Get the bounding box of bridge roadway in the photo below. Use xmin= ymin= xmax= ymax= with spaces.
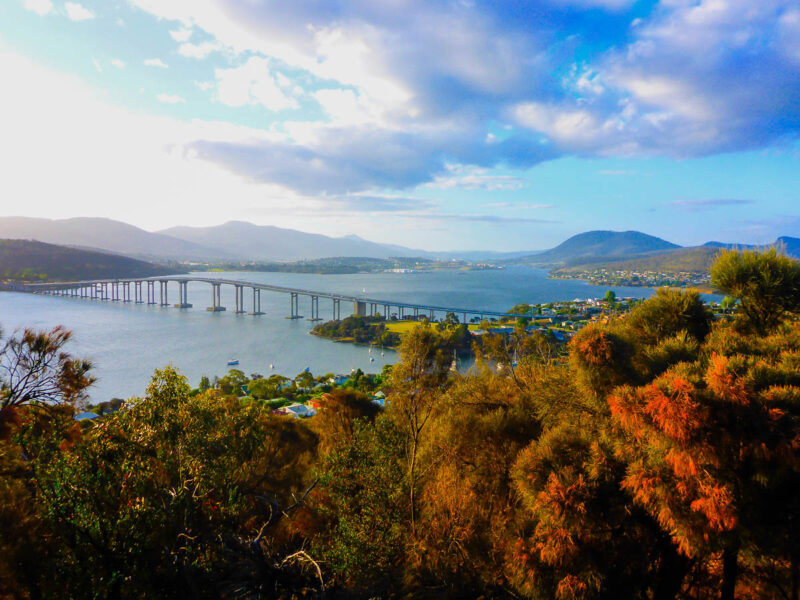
xmin=17 ymin=275 xmax=542 ymax=323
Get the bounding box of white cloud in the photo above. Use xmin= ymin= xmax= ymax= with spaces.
xmin=169 ymin=27 xmax=193 ymax=42
xmin=64 ymin=2 xmax=94 ymax=21
xmin=111 ymin=59 xmax=126 ymax=69
xmin=214 ymin=57 xmax=298 ymax=111
xmin=178 ymin=41 xmax=222 ymax=59
xmin=0 ymin=49 xmax=312 ymax=232
xmin=23 ymin=0 xmax=53 ymax=16
xmin=144 ymin=58 xmax=169 ymax=68
xmin=427 ymin=165 xmax=527 ymax=191
xmin=157 ymin=93 xmax=186 ymax=104
xmin=91 ymin=58 xmax=102 ymax=73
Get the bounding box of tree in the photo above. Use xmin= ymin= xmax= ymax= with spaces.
xmin=198 ymin=375 xmax=211 ymax=392
xmin=312 ymin=388 xmax=381 ymax=454
xmin=711 ymin=247 xmax=800 ymax=333
xmin=720 ymin=295 xmax=737 ymax=312
xmin=19 ymin=366 xmax=320 ymax=599
xmin=603 ymin=289 xmax=617 ymax=304
xmin=216 ymin=368 xmax=248 ymax=395
xmin=294 ymin=370 xmax=315 ymax=391
xmin=387 ymin=322 xmax=451 ymax=534
xmin=1 ymin=326 xmax=93 ymax=418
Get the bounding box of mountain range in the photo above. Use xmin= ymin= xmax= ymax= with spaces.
xmin=0 ymin=216 xmax=798 ymax=267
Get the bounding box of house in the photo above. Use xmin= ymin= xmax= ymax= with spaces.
xmin=328 ymin=375 xmax=348 ymax=386
xmin=277 ymin=403 xmax=317 ymax=418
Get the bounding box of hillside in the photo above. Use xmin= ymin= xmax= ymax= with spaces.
xmin=513 ymin=230 xmax=680 ymax=266
xmin=159 ymin=221 xmax=417 ymax=261
xmin=557 ymin=246 xmax=722 ymax=274
xmin=0 ymin=217 xmax=226 ymax=261
xmin=0 ymin=239 xmax=183 ymax=282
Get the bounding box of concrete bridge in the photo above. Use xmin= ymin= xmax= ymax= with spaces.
xmin=13 ymin=276 xmax=542 ymax=324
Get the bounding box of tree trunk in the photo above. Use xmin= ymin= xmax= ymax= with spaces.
xmin=721 ymin=540 xmax=740 ymax=600
xmin=408 ymin=435 xmax=418 ymax=536
xmin=653 ymin=541 xmax=690 ymax=600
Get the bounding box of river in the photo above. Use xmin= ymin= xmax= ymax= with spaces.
xmin=0 ymin=267 xmax=664 ymax=401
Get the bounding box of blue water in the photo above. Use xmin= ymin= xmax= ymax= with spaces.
xmin=0 ymin=268 xmax=660 ymax=401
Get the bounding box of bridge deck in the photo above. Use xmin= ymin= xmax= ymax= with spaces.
xmin=20 ymin=275 xmax=545 ymax=320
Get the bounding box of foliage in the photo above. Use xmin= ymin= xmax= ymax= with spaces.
xmin=5 ymin=366 xmax=319 ymax=599
xmin=711 ymin=247 xmax=800 ymax=332
xmin=0 ymin=325 xmax=94 ymax=415
xmin=312 ymin=315 xmax=400 ymax=347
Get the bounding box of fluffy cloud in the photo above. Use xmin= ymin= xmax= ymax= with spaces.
xmin=214 ymin=57 xmax=298 ymax=111
xmin=144 ymin=58 xmax=168 ymax=68
xmin=178 ymin=41 xmax=223 ymax=59
xmin=64 ymin=2 xmax=94 ymax=21
xmin=111 ymin=59 xmax=125 ymax=69
xmin=23 ymin=0 xmax=53 ymax=16
xmin=117 ymin=0 xmax=800 ymax=196
xmin=157 ymin=93 xmax=186 ymax=104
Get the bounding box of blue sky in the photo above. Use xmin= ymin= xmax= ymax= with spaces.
xmin=1 ymin=0 xmax=799 ymax=251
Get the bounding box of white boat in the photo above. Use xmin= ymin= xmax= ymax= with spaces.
xmin=269 ymin=363 xmax=274 ymax=370
xmin=370 ymin=357 xmax=375 ymax=362
xmin=227 ymin=359 xmax=239 ymax=366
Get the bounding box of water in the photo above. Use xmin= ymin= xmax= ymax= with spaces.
xmin=0 ymin=268 xmax=662 ymax=401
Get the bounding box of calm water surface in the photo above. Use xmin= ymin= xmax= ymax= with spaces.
xmin=0 ymin=268 xmax=661 ymax=401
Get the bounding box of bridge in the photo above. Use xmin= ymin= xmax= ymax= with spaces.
xmin=12 ymin=276 xmax=542 ymax=323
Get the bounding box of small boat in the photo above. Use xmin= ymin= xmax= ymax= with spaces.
xmin=227 ymin=359 xmax=240 ymax=366
xmin=368 ymin=347 xmax=372 ymax=354
xmin=381 ymin=351 xmax=385 ymax=357
xmin=303 ymin=366 xmax=310 ymax=373
xmin=269 ymin=363 xmax=274 ymax=370
xmin=370 ymin=357 xmax=375 ymax=362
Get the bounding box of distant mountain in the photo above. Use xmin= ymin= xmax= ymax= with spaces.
xmin=0 ymin=217 xmax=220 ymax=261
xmin=777 ymin=236 xmax=800 ymax=257
xmin=0 ymin=239 xmax=182 ymax=282
xmin=555 ymin=236 xmax=800 ymax=275
xmin=158 ymin=221 xmax=418 ymax=261
xmin=514 ymin=230 xmax=681 ymax=266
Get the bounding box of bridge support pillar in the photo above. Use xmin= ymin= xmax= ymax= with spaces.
xmin=233 ymin=285 xmax=245 ymax=314
xmin=307 ymin=295 xmax=322 ymax=321
xmin=430 ymin=309 xmax=434 ymax=321
xmin=288 ymin=292 xmax=302 ymax=319
xmin=353 ymin=300 xmax=367 ymax=317
xmin=122 ymin=282 xmax=131 ymax=302
xmin=332 ymin=298 xmax=341 ymax=321
xmin=248 ymin=288 xmax=264 ymax=315
xmin=206 ymin=283 xmax=226 ymax=312
xmin=158 ymin=281 xmax=169 ymax=306
xmin=174 ymin=281 xmax=192 ymax=308
xmin=135 ymin=281 xmax=143 ymax=303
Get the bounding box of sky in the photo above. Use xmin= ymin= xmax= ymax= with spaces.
xmin=1 ymin=0 xmax=799 ymax=251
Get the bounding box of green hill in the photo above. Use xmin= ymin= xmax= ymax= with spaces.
xmin=514 ymin=230 xmax=680 ymax=266
xmin=557 ymin=246 xmax=721 ymax=274
xmin=0 ymin=239 xmax=184 ymax=282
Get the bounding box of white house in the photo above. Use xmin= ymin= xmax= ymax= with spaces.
xmin=277 ymin=403 xmax=317 ymax=418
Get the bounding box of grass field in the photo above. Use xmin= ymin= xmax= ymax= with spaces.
xmin=384 ymin=321 xmax=423 ymax=334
